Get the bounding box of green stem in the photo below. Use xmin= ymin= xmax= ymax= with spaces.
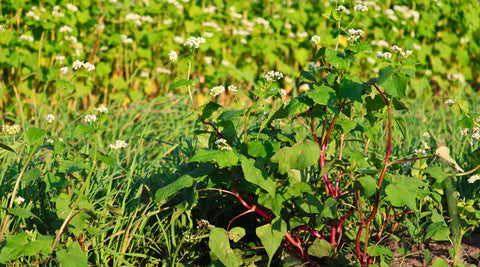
xmin=445 ymin=174 xmax=461 ymax=267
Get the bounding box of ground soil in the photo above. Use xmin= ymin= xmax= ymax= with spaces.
xmin=389 ymin=232 xmax=480 ymax=266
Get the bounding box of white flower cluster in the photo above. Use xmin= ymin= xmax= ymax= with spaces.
xmin=391 ymin=45 xmax=412 ymax=58
xmin=347 ymin=28 xmax=364 ymax=42
xmin=310 ymin=35 xmax=321 ymax=45
xmin=121 ymin=34 xmax=134 ymax=44
xmin=110 ymin=140 xmax=128 ymax=150
xmin=64 ymin=35 xmax=78 ymax=43
xmin=46 ymin=114 xmax=55 ymax=124
xmin=0 ymin=25 xmax=4 ymax=32
xmin=264 ymin=70 xmax=284 ymax=83
xmin=156 ymin=67 xmax=172 ymax=75
xmin=354 ymin=4 xmax=368 ymax=12
xmin=203 ymin=5 xmax=216 ymax=14
xmin=215 ymin=138 xmax=232 ymax=151
xmin=414 ymin=148 xmax=427 ymax=157
xmin=423 ymin=132 xmax=431 ymax=139
xmin=125 ymin=13 xmax=154 ymax=26
xmin=254 ymin=17 xmax=270 ymax=28
xmin=461 ymin=127 xmax=480 ymax=145
xmin=468 ymin=174 xmax=480 ymax=184
xmin=392 ymin=5 xmax=420 ymax=24
xmin=52 ymin=5 xmax=65 ymax=18
xmin=15 ymin=196 xmax=25 ymax=205
xmin=59 ymin=25 xmax=73 ymax=33
xmin=19 ymin=35 xmax=34 ymax=43
xmin=169 ymin=50 xmax=178 ymax=62
xmin=337 ymin=5 xmax=350 ymax=14
xmin=84 ymin=114 xmax=97 ymax=123
xmin=375 ymin=51 xmax=392 ymax=59
xmin=60 ymin=66 xmax=69 ymax=74
xmin=26 ymin=10 xmax=40 ymax=21
xmin=210 ymin=86 xmax=225 ymax=97
xmin=229 ymin=6 xmax=242 ymax=19
xmin=2 ymin=124 xmax=21 ymax=135
xmin=330 ymin=0 xmax=345 ymax=2
xmin=66 ymin=3 xmax=78 ymax=12
xmin=184 ymin=36 xmax=206 ymax=49
xmin=72 ymin=60 xmax=95 ymax=72
xmin=95 ymin=105 xmax=108 ymax=113
xmin=228 ymin=85 xmax=238 ymax=92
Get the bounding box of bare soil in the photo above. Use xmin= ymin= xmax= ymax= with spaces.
xmin=389 ymin=232 xmax=480 ymax=266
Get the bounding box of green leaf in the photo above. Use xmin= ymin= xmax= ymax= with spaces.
xmin=256 ymin=218 xmax=287 ymax=266
xmin=0 ymin=142 xmax=15 ymax=153
xmin=319 ymin=197 xmax=337 ymax=219
xmin=7 ymin=208 xmax=40 ymax=220
xmin=240 ymin=156 xmax=276 ymax=196
xmin=155 ymin=164 xmax=214 ymax=204
xmin=228 ymin=227 xmax=245 ymax=242
xmin=339 ymin=78 xmax=363 ymax=103
xmin=21 ymin=168 xmax=41 ymax=185
xmin=308 ymin=239 xmax=332 ymax=258
xmin=385 ymin=176 xmax=419 ymax=210
xmin=368 ymin=245 xmax=394 ymax=257
xmin=73 ymin=123 xmax=93 ymax=136
xmin=57 ymin=242 xmax=88 ymax=267
xmin=169 ymin=79 xmax=195 ymax=91
xmin=424 ymin=166 xmax=448 ymax=184
xmin=27 ymin=127 xmax=47 ymax=144
xmin=305 ymin=84 xmax=337 ymax=106
xmin=199 ymin=101 xmax=222 ymax=120
xmin=295 ymin=193 xmax=323 ymax=214
xmin=458 ymin=117 xmax=474 ymax=128
xmin=377 ymin=68 xmax=409 ymax=98
xmin=359 ymin=175 xmax=378 ymax=198
xmin=425 ymin=222 xmax=450 ymax=241
xmin=97 ymin=152 xmax=118 ymax=167
xmin=209 ymin=227 xmax=241 ymax=267
xmin=287 ymin=95 xmax=313 ymax=116
xmin=325 ymin=49 xmax=350 ymax=69
xmin=190 ymin=149 xmax=238 ymax=168
xmin=271 ymin=139 xmax=320 ymax=174
xmin=431 ymin=258 xmax=448 ymax=267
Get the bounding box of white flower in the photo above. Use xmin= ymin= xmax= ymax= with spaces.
xmin=228 ymin=85 xmax=238 ymax=92
xmin=64 ymin=35 xmax=78 ymax=43
xmin=46 ymin=138 xmax=54 ymax=144
xmin=121 ymin=34 xmax=133 ymax=44
xmin=95 ymin=105 xmax=108 ymax=113
xmin=347 ymin=28 xmax=364 ymax=42
xmin=163 ymin=18 xmax=173 ymax=25
xmin=66 ymin=3 xmax=78 ymax=12
xmin=15 ymin=196 xmax=25 ymax=205
xmin=204 ymin=56 xmax=213 ymax=65
xmin=156 ymin=67 xmax=172 ymax=74
xmin=210 ymin=86 xmax=225 ymax=97
xmin=60 ymin=66 xmax=69 ymax=74
xmin=215 ymin=138 xmax=232 ymax=151
xmin=414 ymin=148 xmax=427 ymax=156
xmin=46 ymin=114 xmax=55 ymax=123
xmin=423 ymin=132 xmax=431 ymax=139
xmin=0 ymin=25 xmax=4 ymax=32
xmin=59 ymin=25 xmax=73 ymax=33
xmin=310 ymin=35 xmax=321 ymax=45
xmin=460 ymin=128 xmax=470 ymax=136
xmin=73 ymin=60 xmax=84 ymax=70
xmin=169 ymin=50 xmax=178 ymax=62
xmin=84 ymin=114 xmax=97 ymax=123
xmin=444 ymin=99 xmax=455 ymax=106
xmin=184 ymin=36 xmax=206 ymax=49
xmin=100 ymin=46 xmax=109 ymax=51
xmin=83 ymin=62 xmax=95 ymax=72
xmin=354 ymin=4 xmax=368 ymax=12
xmin=337 ymin=5 xmax=350 ymax=14
xmin=110 ymin=139 xmax=128 ymax=150
xmin=375 ymin=51 xmax=392 ymax=59
xmin=468 ymin=174 xmax=480 ymax=184
xmin=264 ymin=70 xmax=284 ymax=83
xmin=173 ymin=36 xmax=184 ymax=44
xmin=279 ymin=89 xmax=287 ymax=96
xmin=2 ymin=124 xmax=21 ymax=135
xmin=26 ymin=11 xmax=40 ymax=21
xmin=19 ymin=35 xmax=34 ymax=42
xmin=296 ymin=32 xmax=308 ymax=38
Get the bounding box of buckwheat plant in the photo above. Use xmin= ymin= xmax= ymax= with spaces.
xmin=155 ymin=6 xmax=443 ymax=267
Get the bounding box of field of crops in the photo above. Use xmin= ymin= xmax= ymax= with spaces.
xmin=1 ymin=0 xmax=480 ymax=266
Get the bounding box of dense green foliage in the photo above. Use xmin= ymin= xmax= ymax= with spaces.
xmin=0 ymin=0 xmax=479 ymax=266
